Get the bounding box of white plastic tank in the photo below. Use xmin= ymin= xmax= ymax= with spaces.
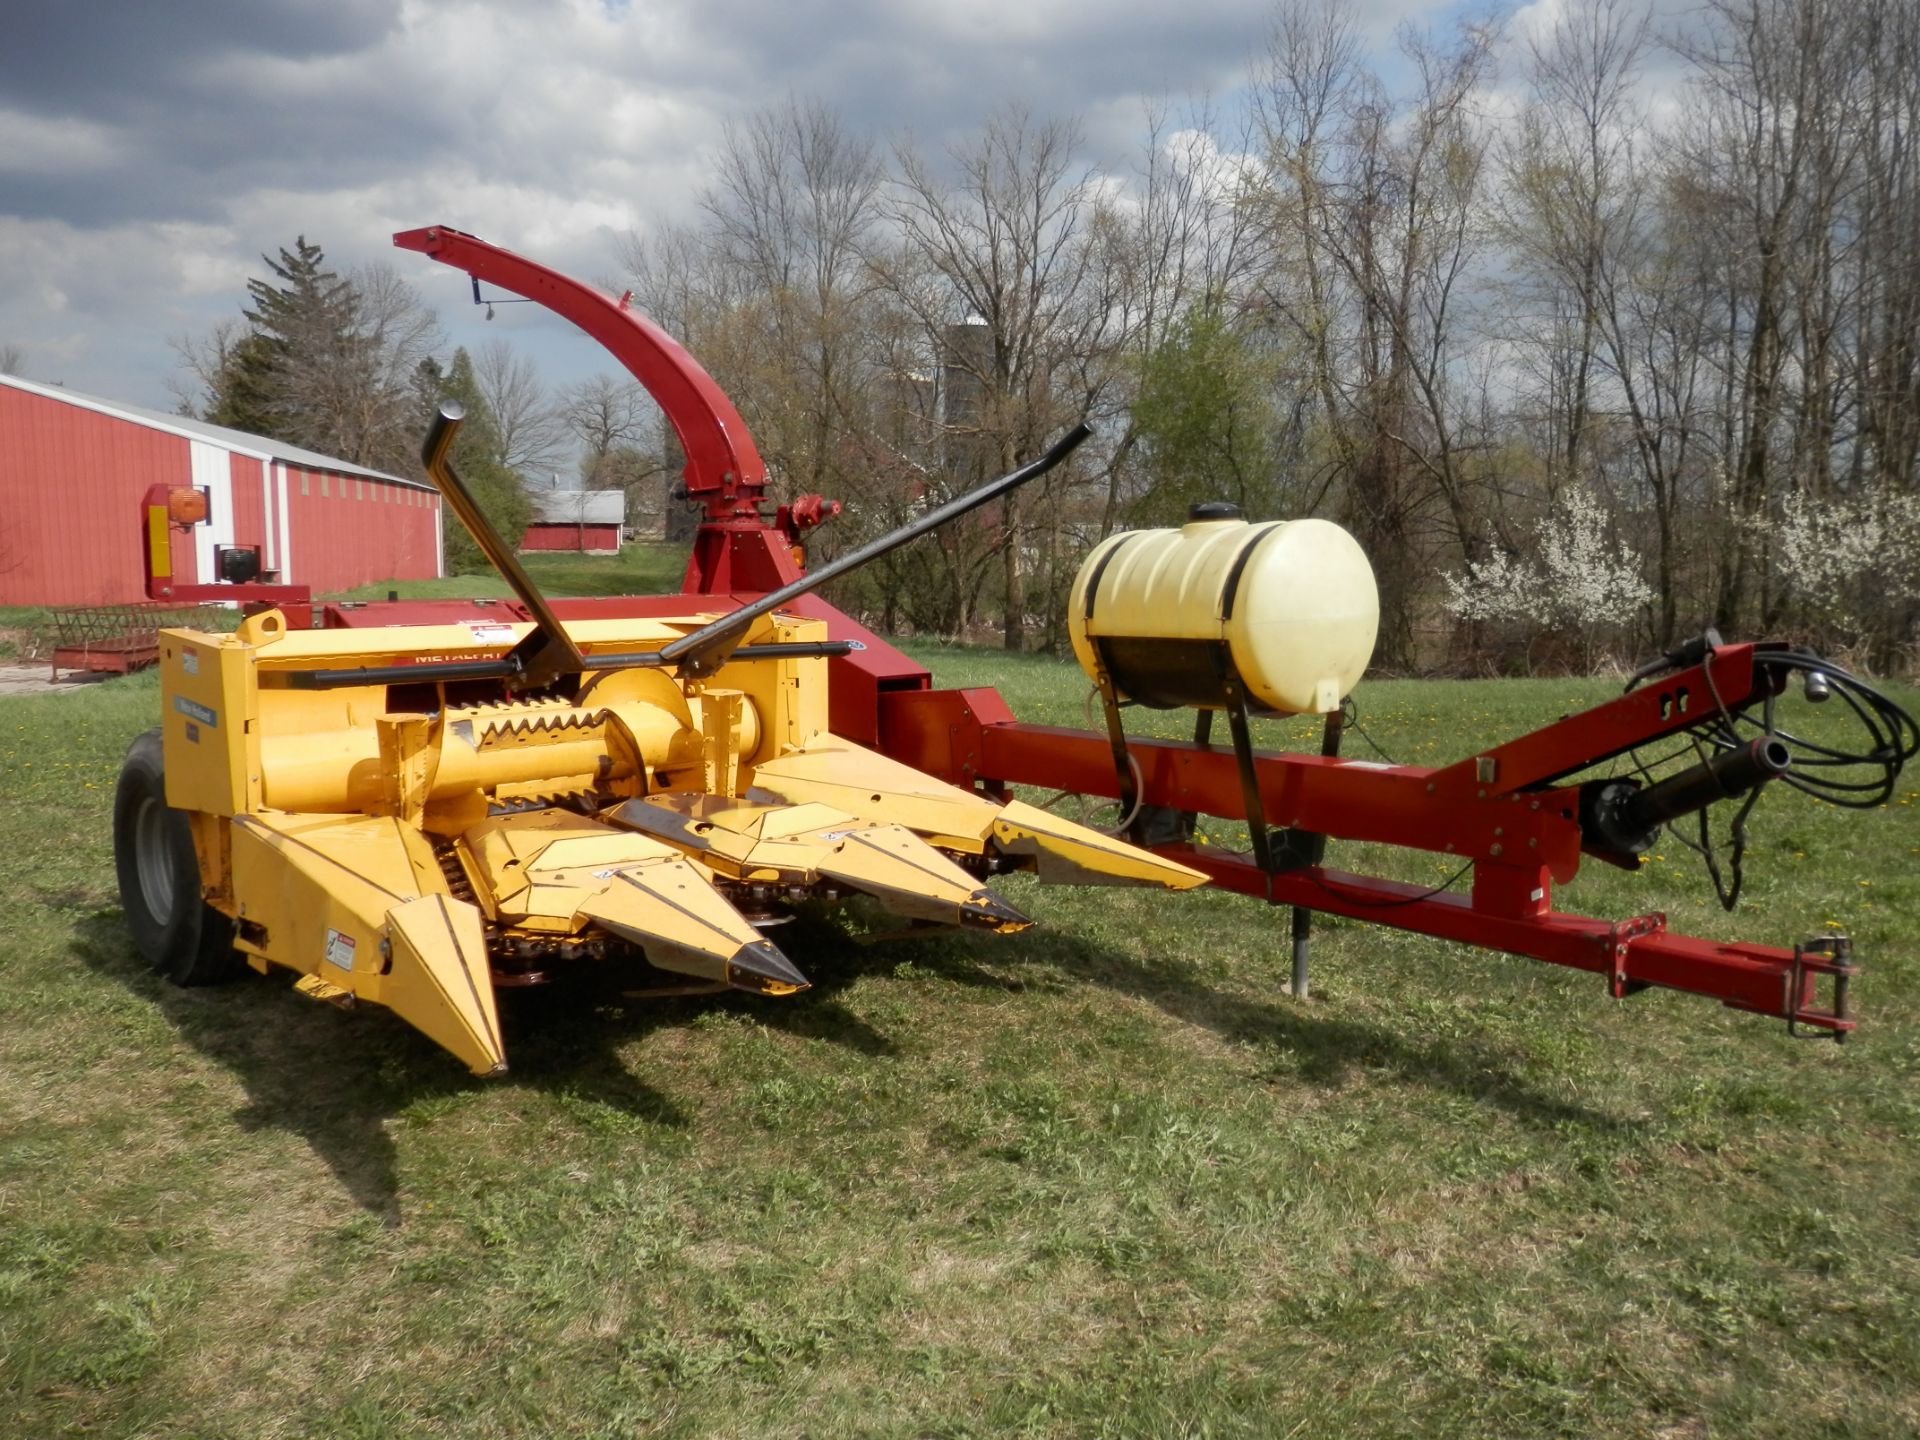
xmin=1067 ymin=504 xmax=1378 ymax=715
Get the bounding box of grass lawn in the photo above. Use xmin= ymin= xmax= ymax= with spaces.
xmin=332 ymin=544 xmax=691 ymax=603
xmin=1 ymin=609 xmax=1917 ymax=1435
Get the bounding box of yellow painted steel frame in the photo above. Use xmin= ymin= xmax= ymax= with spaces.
xmin=158 ymin=607 xmax=827 ymax=1074
xmin=152 ymin=604 xmax=1202 ymax=1075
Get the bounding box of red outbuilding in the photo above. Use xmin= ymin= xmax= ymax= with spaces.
xmin=521 ymin=488 xmax=623 ymax=554
xmin=0 ymin=374 xmax=444 ymax=606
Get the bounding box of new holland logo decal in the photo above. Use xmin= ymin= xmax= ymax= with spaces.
xmin=173 ymin=696 xmax=219 ymax=728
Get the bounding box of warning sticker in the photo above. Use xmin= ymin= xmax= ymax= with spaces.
xmin=466 ymin=622 xmax=517 ymax=644
xmin=323 ymin=929 xmax=357 ymax=972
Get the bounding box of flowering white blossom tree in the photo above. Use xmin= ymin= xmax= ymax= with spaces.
xmin=1761 ymin=491 xmax=1920 ymax=642
xmin=1444 ymin=487 xmax=1651 ymax=668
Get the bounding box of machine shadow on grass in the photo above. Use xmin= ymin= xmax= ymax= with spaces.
xmin=70 ymin=909 xmax=905 ymax=1218
xmin=914 ymin=924 xmax=1637 ymax=1136
xmin=72 ymin=883 xmax=1629 ymax=1222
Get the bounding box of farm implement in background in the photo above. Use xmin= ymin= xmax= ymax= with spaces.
xmin=47 ymin=602 xmax=234 ymax=682
xmin=47 ymin=481 xmax=319 ymax=682
xmin=112 ymin=226 xmax=1917 ymax=1074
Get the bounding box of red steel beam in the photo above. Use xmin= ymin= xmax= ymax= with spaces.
xmin=1181 ymin=850 xmax=1852 ymax=1035
xmin=975 ymin=719 xmax=1590 ymax=889
xmin=877 ymin=660 xmax=1852 ymax=1035
xmin=1429 ymin=644 xmax=1775 ymax=794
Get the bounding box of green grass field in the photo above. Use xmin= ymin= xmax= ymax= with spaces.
xmin=2 ymin=597 xmax=1917 ymax=1436
xmin=335 ymin=545 xmax=691 ymax=603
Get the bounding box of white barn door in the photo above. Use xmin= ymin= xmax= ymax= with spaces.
xmin=188 ymin=442 xmax=235 ymax=585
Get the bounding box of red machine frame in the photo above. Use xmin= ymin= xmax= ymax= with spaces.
xmin=387 ymin=226 xmax=1858 ymax=1039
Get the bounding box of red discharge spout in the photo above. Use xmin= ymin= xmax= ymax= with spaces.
xmin=393 ymin=225 xmax=766 ymax=521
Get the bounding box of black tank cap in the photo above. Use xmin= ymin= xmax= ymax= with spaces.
xmin=1188 ymin=501 xmax=1243 ymax=521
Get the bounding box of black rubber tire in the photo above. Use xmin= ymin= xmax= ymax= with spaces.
xmin=112 ymin=728 xmax=242 ymax=985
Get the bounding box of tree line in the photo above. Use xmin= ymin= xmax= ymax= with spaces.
xmin=172 ymin=0 xmax=1920 ymax=673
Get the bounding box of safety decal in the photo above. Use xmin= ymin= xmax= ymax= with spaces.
xmin=324 ymin=929 xmax=357 ymax=972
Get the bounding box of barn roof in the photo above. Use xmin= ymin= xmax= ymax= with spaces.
xmin=0 ymin=372 xmax=434 ymax=491
xmin=530 ymin=490 xmax=624 ymax=526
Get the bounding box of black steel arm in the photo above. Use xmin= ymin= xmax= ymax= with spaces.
xmin=638 ymin=423 xmax=1092 ymax=677
xmin=421 ymin=402 xmax=588 ymax=690
xmin=411 ymin=405 xmax=1089 ymax=689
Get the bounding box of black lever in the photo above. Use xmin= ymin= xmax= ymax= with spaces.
xmin=422 ymin=402 xmax=588 ymax=691
xmin=419 ymin=406 xmax=1091 ymax=688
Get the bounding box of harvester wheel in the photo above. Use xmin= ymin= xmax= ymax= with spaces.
xmin=113 ymin=729 xmax=242 ymax=985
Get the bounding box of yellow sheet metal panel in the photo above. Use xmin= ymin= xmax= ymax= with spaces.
xmin=384 ymin=895 xmax=505 ymax=1075
xmin=991 ymin=800 xmax=1209 ymax=890
xmin=606 ymin=793 xmax=1031 ymax=931
xmin=146 ymin=504 xmax=172 ymax=581
xmin=159 ymin=627 xmax=259 ymax=817
xmin=574 ymin=858 xmax=806 ymax=992
xmin=225 ymin=811 xmax=510 ymax=1070
xmin=1068 ymin=514 xmax=1378 ymax=715
xmin=810 ymin=823 xmax=1030 ymax=931
xmin=749 ymin=734 xmax=1003 ymax=853
xmin=227 ymin=812 xmax=437 ymax=981
xmin=702 ymin=613 xmax=829 ymax=766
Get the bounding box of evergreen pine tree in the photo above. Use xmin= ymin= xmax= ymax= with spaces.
xmin=202 ymin=329 xmax=280 ymax=436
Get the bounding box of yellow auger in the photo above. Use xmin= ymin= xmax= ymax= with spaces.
xmin=113 ymin=411 xmax=1203 ymax=1075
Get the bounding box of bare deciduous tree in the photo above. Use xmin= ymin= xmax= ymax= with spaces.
xmin=558 ymin=373 xmax=651 ymax=470
xmin=1253 ymin=0 xmax=1500 ymax=665
xmin=474 ymin=337 xmax=565 ymax=480
xmin=878 ymin=106 xmax=1109 ymax=649
xmin=622 ymin=97 xmax=884 ymax=508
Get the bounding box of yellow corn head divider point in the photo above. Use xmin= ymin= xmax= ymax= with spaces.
xmin=114 ymin=416 xmax=1204 ymax=1076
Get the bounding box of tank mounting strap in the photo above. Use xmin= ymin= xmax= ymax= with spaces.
xmin=1088 ymin=638 xmax=1140 ymax=827
xmin=1221 ymin=670 xmax=1275 ymax=874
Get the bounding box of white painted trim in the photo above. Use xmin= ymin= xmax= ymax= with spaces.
xmin=189 ymin=441 xmax=235 ymax=584
xmin=274 ymin=462 xmax=293 ymax=583
xmin=259 ymin=460 xmax=275 ymax=572
xmin=433 ymin=496 xmax=445 ymax=577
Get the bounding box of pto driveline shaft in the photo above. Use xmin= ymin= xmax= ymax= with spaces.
xmin=1625 ymin=736 xmax=1791 ymax=833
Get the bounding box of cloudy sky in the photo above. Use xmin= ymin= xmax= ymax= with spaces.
xmin=2 ymin=0 xmax=1557 ymax=426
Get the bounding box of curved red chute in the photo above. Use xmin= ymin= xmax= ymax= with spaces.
xmin=393 ymin=225 xmax=765 ymax=519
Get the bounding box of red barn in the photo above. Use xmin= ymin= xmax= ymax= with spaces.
xmin=0 ymin=374 xmax=444 ymax=606
xmin=521 ymin=489 xmax=623 ymax=554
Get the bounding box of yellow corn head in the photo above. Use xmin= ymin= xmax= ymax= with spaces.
xmin=113 ymin=418 xmax=1203 ymax=1075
